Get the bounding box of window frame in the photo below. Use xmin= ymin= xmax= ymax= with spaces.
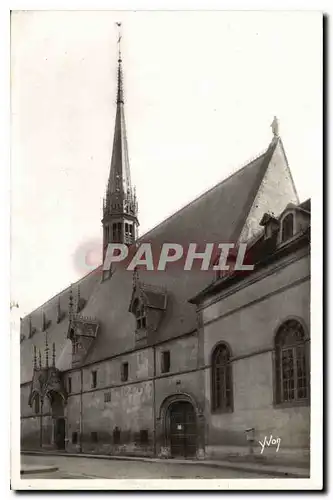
xmin=211 ymin=342 xmax=233 ymax=414
xmin=91 ymin=370 xmax=97 ymax=389
xmin=274 ymin=319 xmax=310 ymax=407
xmin=121 ymin=362 xmax=129 ymax=382
xmin=104 ymin=391 xmax=111 ymax=403
xmin=134 ymin=299 xmax=147 ymax=330
xmin=161 ymin=350 xmax=171 ymax=374
xmin=280 ymin=211 xmax=296 ymax=244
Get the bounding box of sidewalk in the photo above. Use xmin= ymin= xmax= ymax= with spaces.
xmin=21 ymin=450 xmax=310 ymax=478
xmin=21 ymin=464 xmax=59 ymax=475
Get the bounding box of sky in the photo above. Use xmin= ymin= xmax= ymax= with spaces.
xmin=10 ymin=10 xmax=322 ymax=318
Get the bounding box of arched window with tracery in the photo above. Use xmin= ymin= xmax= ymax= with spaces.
xmin=211 ymin=343 xmax=233 ymax=412
xmin=133 ymin=299 xmax=146 ymax=330
xmin=275 ymin=319 xmax=309 ymax=404
xmin=281 ymin=213 xmax=295 ymax=243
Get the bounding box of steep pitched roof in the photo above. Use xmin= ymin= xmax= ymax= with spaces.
xmin=20 ymin=269 xmax=101 ymax=384
xmin=189 ymin=198 xmax=310 ymax=305
xmin=20 ymin=138 xmax=278 ymax=383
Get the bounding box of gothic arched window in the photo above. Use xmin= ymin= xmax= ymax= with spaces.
xmin=281 ymin=213 xmax=294 ymax=243
xmin=133 ymin=299 xmax=146 ymax=330
xmin=211 ymin=343 xmax=233 ymax=412
xmin=275 ymin=320 xmax=309 ymax=404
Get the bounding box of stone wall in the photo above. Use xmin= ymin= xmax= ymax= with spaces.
xmin=20 ymin=252 xmax=310 ymax=461
xmin=201 ymin=252 xmax=310 ymax=462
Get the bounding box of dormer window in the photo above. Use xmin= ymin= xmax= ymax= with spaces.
xmin=129 ymin=283 xmax=167 ymax=344
xmin=260 ymin=212 xmax=279 ymax=241
xmin=134 ymin=300 xmax=146 ymax=330
xmin=281 ymin=213 xmax=295 ymax=243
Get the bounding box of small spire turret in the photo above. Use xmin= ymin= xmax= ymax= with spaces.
xmin=45 ymin=333 xmax=49 ymax=368
xmin=52 ymin=342 xmax=56 ymax=367
xmin=69 ymin=285 xmax=74 ymax=319
xmin=33 ymin=345 xmax=37 ymax=369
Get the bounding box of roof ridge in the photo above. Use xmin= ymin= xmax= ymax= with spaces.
xmin=137 ymin=145 xmax=270 ymax=243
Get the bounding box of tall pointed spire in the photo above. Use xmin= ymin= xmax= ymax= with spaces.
xmin=102 ymin=23 xmax=139 ymax=259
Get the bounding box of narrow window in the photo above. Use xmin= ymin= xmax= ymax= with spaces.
xmin=112 ymin=223 xmax=117 ymax=241
xmin=140 ymin=429 xmax=149 ymax=444
xmin=161 ymin=351 xmax=170 ymax=374
xmin=104 ymin=391 xmax=111 ymax=403
xmin=72 ymin=432 xmax=78 ymax=444
xmin=134 ymin=300 xmax=146 ymax=330
xmin=91 ymin=370 xmax=97 ymax=389
xmin=34 ymin=393 xmax=40 ymax=414
xmin=91 ymin=431 xmax=98 ymax=443
xmin=113 ymin=427 xmax=121 ymax=445
xmin=121 ymin=362 xmax=129 ymax=382
xmin=211 ymin=344 xmax=233 ymax=412
xmin=275 ymin=320 xmax=309 ymax=404
xmin=116 ymin=222 xmax=122 ymax=242
xmin=281 ymin=213 xmax=294 ymax=242
xmin=68 ymin=377 xmax=72 ymax=394
xmin=105 ymin=225 xmax=109 ymax=244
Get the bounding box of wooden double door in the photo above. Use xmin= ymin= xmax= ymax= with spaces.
xmin=54 ymin=418 xmax=65 ymax=449
xmin=169 ymin=401 xmax=197 ymax=458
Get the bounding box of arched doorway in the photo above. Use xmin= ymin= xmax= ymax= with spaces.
xmin=168 ymin=400 xmax=197 ymax=458
xmin=47 ymin=390 xmax=66 ymax=450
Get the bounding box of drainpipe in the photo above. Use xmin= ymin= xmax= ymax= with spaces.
xmin=153 ymin=345 xmax=157 ymax=456
xmin=40 ymin=399 xmax=43 ymax=449
xmin=79 ymin=368 xmax=83 ymax=453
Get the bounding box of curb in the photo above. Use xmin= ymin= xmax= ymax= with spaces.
xmin=21 ymin=466 xmax=59 ymax=475
xmin=21 ymin=451 xmax=309 ymax=478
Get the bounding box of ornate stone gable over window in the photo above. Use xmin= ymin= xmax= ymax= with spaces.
xmin=128 ymin=269 xmax=168 ymax=345
xmin=67 ymin=285 xmax=99 ymax=366
xmin=67 ymin=287 xmax=99 ymax=365
xmin=28 ymin=341 xmax=67 ymax=410
xmin=67 ymin=314 xmax=100 ymax=366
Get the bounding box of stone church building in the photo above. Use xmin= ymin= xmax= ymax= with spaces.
xmin=20 ymin=43 xmax=310 ymax=463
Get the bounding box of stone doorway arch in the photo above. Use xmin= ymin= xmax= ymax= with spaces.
xmin=46 ymin=390 xmax=66 ymax=450
xmin=156 ymin=393 xmax=205 ymax=459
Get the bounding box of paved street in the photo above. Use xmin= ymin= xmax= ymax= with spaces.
xmin=21 ymin=454 xmax=274 ymax=479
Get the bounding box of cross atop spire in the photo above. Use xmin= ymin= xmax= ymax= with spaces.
xmin=116 ymin=22 xmax=124 ymax=104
